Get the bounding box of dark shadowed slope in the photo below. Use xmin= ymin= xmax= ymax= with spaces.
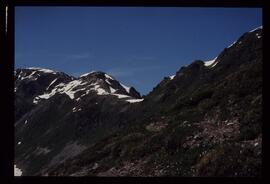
xmin=15 ymin=27 xmax=262 ymax=176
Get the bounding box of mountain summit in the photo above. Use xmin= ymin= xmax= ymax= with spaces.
xmin=15 ymin=68 xmax=142 ymax=121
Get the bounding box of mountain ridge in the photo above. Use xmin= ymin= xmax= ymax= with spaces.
xmin=15 ymin=26 xmax=262 ymax=176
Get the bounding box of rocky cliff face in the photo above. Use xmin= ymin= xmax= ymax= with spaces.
xmin=15 ymin=27 xmax=262 ymax=176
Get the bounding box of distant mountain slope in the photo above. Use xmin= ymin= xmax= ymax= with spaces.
xmin=15 ymin=26 xmax=262 ymax=176
xmin=15 ymin=68 xmax=74 ymax=122
xmin=15 ymin=69 xmax=142 ymax=175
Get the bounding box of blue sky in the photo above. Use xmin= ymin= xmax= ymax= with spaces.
xmin=15 ymin=7 xmax=262 ymax=95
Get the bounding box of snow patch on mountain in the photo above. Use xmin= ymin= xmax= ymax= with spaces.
xmin=169 ymin=75 xmax=175 ymax=80
xmin=126 ymin=98 xmax=144 ymax=103
xmin=27 ymin=67 xmax=57 ymax=74
xmin=204 ymin=57 xmax=218 ymax=68
xmin=46 ymin=78 xmax=58 ymax=90
xmin=105 ymin=79 xmax=112 ymax=85
xmin=92 ymin=84 xmax=109 ymax=95
xmin=249 ymin=25 xmax=262 ymax=33
xmin=14 ymin=165 xmax=23 ymax=176
xmin=72 ymin=107 xmax=82 ymax=112
xmin=105 ymin=74 xmax=114 ymax=80
xmin=60 ymin=80 xmax=88 ymax=99
xmin=111 ymin=93 xmax=144 ymax=103
xmin=18 ymin=71 xmax=38 ymax=81
xmin=109 ymin=86 xmax=116 ymax=93
xmin=227 ymin=41 xmax=237 ymax=48
xmin=211 ymin=61 xmax=218 ymax=68
xmin=27 ymin=71 xmax=38 ymax=80
xmin=33 ymin=80 xmax=88 ymax=103
xmin=120 ymin=83 xmax=130 ymax=93
xmin=80 ymin=71 xmax=96 ymax=77
xmin=112 ymin=93 xmax=130 ymax=99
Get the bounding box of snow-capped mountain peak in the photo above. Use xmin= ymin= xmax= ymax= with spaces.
xmin=15 ymin=69 xmax=143 ymax=105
